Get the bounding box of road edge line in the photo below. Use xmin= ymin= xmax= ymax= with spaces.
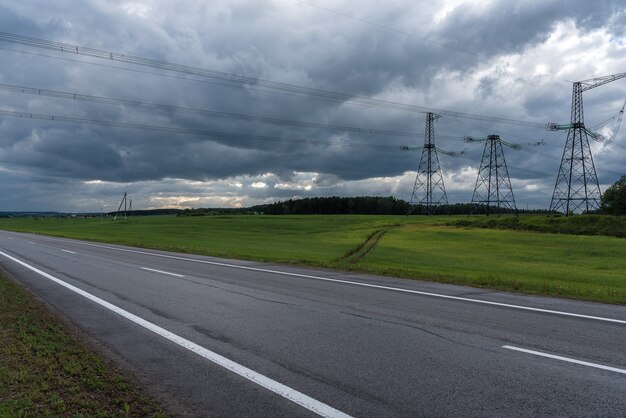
xmin=0 ymin=250 xmax=352 ymax=418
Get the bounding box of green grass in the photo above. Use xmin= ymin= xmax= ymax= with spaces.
xmin=0 ymin=274 xmax=166 ymax=417
xmin=0 ymin=214 xmax=624 ymax=304
xmin=0 ymin=215 xmax=439 ymax=264
xmin=354 ymin=224 xmax=626 ymax=304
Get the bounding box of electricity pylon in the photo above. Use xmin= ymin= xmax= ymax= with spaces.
xmin=464 ymin=135 xmax=518 ymax=215
xmin=546 ymin=72 xmax=626 ymax=215
xmin=404 ymin=113 xmax=462 ymax=215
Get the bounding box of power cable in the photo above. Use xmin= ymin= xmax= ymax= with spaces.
xmin=453 ymin=151 xmax=554 ymax=178
xmin=0 ymin=45 xmax=545 ymax=129
xmin=0 ymin=109 xmax=409 ymax=151
xmin=0 ymin=82 xmax=420 ymax=138
xmin=0 ymin=45 xmax=412 ymax=112
xmin=444 ymin=114 xmax=558 ymax=146
xmin=0 ymin=31 xmax=546 ymax=127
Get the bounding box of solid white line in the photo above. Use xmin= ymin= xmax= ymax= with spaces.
xmin=0 ymin=250 xmax=351 ymax=418
xmin=61 ymin=249 xmax=77 ymax=254
xmin=71 ymin=241 xmax=626 ymax=325
xmin=141 ymin=266 xmax=185 ymax=278
xmin=503 ymin=345 xmax=626 ymax=375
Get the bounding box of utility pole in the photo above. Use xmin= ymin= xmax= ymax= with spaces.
xmin=113 ymin=192 xmax=127 ymax=221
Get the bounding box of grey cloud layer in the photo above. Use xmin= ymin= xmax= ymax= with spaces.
xmin=0 ymin=0 xmax=624 ymax=211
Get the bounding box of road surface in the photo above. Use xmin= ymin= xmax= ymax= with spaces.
xmin=0 ymin=230 xmax=624 ymax=417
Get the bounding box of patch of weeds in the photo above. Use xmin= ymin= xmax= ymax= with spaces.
xmin=0 ymin=275 xmax=168 ymax=417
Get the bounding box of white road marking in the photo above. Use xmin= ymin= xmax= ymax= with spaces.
xmin=0 ymin=250 xmax=351 ymax=418
xmin=7 ymin=237 xmax=13 ymax=240
xmin=141 ymin=266 xmax=184 ymax=278
xmin=61 ymin=249 xmax=77 ymax=254
xmin=27 ymin=241 xmax=35 ymax=244
xmin=503 ymin=345 xmax=626 ymax=375
xmin=66 ymin=241 xmax=626 ymax=325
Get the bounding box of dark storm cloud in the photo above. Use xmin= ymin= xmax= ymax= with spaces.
xmin=0 ymin=0 xmax=624 ymax=211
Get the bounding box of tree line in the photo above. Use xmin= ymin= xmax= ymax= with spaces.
xmin=251 ymin=197 xmax=552 ymax=215
xmin=254 ymin=196 xmax=408 ymax=215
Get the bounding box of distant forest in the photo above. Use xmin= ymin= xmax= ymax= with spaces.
xmin=2 ymin=197 xmax=554 ymax=218
xmin=252 ymin=196 xmax=549 ymax=215
xmin=254 ymin=196 xmax=409 ymax=215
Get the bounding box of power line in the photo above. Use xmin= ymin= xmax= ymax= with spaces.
xmin=0 ymin=31 xmax=546 ymax=127
xmin=0 ymin=45 xmax=349 ymax=103
xmin=445 ymin=113 xmax=555 ymax=144
xmin=0 ymin=31 xmax=432 ymax=110
xmin=0 ymin=44 xmax=547 ymax=128
xmin=0 ymin=82 xmax=420 ymax=138
xmin=0 ymin=109 xmax=408 ymax=151
xmin=455 ymin=151 xmax=555 ymax=179
xmin=1 ymin=44 xmax=413 ymax=113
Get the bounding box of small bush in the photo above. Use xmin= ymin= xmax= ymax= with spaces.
xmin=446 ymin=215 xmax=625 ymax=238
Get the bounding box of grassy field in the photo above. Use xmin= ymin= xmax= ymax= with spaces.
xmin=0 ymin=274 xmax=166 ymax=417
xmin=0 ymin=215 xmax=439 ymax=264
xmin=0 ymin=214 xmax=624 ymax=304
xmin=353 ymin=224 xmax=626 ymax=303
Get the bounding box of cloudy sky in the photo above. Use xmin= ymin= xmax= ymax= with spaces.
xmin=0 ymin=0 xmax=625 ymax=212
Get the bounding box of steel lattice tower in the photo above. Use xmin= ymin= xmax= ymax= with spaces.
xmin=408 ymin=113 xmax=448 ymax=215
xmin=549 ymin=82 xmax=601 ymax=214
xmin=547 ymin=72 xmax=626 ymax=214
xmin=469 ymin=135 xmax=517 ymax=215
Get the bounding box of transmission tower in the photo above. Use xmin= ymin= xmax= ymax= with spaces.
xmin=406 ymin=113 xmax=447 ymax=214
xmin=464 ymin=135 xmax=517 ymax=215
xmin=402 ymin=113 xmax=464 ymax=214
xmin=547 ymin=72 xmax=626 ymax=215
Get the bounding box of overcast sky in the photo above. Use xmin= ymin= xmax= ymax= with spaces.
xmin=0 ymin=0 xmax=625 ymax=212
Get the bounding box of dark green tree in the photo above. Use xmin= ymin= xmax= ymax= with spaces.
xmin=601 ymin=175 xmax=626 ymax=215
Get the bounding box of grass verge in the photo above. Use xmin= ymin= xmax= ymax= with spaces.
xmin=0 ymin=273 xmax=167 ymax=417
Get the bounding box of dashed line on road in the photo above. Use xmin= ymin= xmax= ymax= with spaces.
xmin=68 ymin=241 xmax=626 ymax=326
xmin=141 ymin=266 xmax=184 ymax=278
xmin=61 ymin=249 xmax=77 ymax=254
xmin=503 ymin=345 xmax=626 ymax=375
xmin=0 ymin=250 xmax=352 ymax=418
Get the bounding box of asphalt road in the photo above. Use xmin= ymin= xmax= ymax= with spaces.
xmin=0 ymin=230 xmax=624 ymax=417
